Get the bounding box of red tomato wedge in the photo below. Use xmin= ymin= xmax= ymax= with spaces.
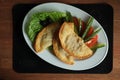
xmin=81 ymin=21 xmax=86 ymax=33
xmin=73 ymin=17 xmax=79 ymax=27
xmin=85 ymin=35 xmax=98 ymax=48
xmin=86 ymin=27 xmax=94 ymax=38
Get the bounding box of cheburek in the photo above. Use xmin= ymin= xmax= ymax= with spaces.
xmin=59 ymin=22 xmax=93 ymax=59
xmin=53 ymin=31 xmax=74 ymax=65
xmin=34 ymin=23 xmax=60 ymax=52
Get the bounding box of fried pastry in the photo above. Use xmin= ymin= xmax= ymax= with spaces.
xmin=53 ymin=31 xmax=74 ymax=65
xmin=59 ymin=22 xmax=93 ymax=59
xmin=34 ymin=23 xmax=60 ymax=52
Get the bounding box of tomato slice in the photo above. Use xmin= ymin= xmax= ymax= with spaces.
xmin=81 ymin=21 xmax=86 ymax=32
xmin=85 ymin=35 xmax=98 ymax=48
xmin=78 ymin=21 xmax=86 ymax=36
xmin=73 ymin=17 xmax=79 ymax=27
xmin=73 ymin=17 xmax=79 ymax=34
xmin=86 ymin=27 xmax=94 ymax=38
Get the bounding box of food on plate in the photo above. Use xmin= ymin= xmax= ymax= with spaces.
xmin=26 ymin=11 xmax=105 ymax=65
xmin=72 ymin=17 xmax=105 ymax=51
xmin=27 ymin=11 xmax=70 ymax=42
xmin=59 ymin=22 xmax=93 ymax=59
xmin=34 ymin=23 xmax=60 ymax=52
xmin=53 ymin=31 xmax=74 ymax=65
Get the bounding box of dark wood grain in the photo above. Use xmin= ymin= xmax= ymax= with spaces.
xmin=0 ymin=0 xmax=120 ymax=80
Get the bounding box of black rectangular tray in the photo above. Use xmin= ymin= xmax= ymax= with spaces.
xmin=12 ymin=3 xmax=113 ymax=73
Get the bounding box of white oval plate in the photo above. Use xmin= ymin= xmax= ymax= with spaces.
xmin=22 ymin=2 xmax=109 ymax=71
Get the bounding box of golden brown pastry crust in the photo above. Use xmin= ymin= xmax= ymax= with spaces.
xmin=53 ymin=31 xmax=74 ymax=65
xmin=34 ymin=23 xmax=60 ymax=52
xmin=59 ymin=22 xmax=93 ymax=59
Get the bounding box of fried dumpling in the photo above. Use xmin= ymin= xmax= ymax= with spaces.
xmin=34 ymin=23 xmax=60 ymax=52
xmin=59 ymin=22 xmax=93 ymax=59
xmin=53 ymin=31 xmax=74 ymax=65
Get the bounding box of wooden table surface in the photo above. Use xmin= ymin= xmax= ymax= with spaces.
xmin=0 ymin=0 xmax=120 ymax=80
